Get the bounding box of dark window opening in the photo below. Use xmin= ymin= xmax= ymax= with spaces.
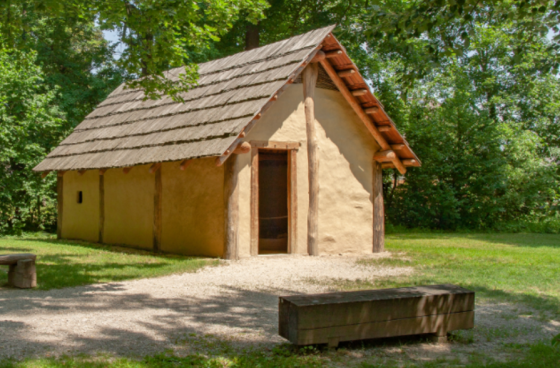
xmin=77 ymin=191 xmax=83 ymax=204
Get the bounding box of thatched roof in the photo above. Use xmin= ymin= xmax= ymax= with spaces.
xmin=34 ymin=25 xmax=419 ymax=172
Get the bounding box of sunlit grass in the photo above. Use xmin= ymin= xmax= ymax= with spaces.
xmin=348 ymin=233 xmax=560 ymax=317
xmin=0 ymin=234 xmax=219 ymax=290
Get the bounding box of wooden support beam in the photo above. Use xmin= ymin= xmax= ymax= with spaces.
xmin=288 ymin=149 xmax=298 ymax=254
xmin=402 ymin=159 xmax=418 ymax=166
xmin=57 ymin=174 xmax=63 ymax=239
xmin=378 ymin=126 xmax=391 ymax=132
xmin=352 ymin=89 xmax=368 ymax=97
xmin=99 ymin=173 xmax=104 ymax=243
xmin=391 ymin=144 xmax=405 ymax=151
xmin=310 ymin=50 xmax=326 ymax=63
xmin=381 ymin=162 xmax=395 ymax=169
xmin=337 ymin=69 xmax=356 ymax=78
xmin=325 ymin=50 xmax=343 ymax=58
xmin=253 ymin=113 xmax=261 ymax=120
xmin=319 ymin=60 xmax=390 ymax=150
xmin=223 ymin=154 xmax=239 ymax=260
xmin=99 ymin=169 xmax=108 ymax=175
xmin=149 ymin=163 xmax=162 ymax=174
xmin=392 ymin=156 xmax=407 ymax=175
xmin=123 ymin=167 xmax=132 ymax=174
xmin=373 ymin=150 xmax=396 ymax=162
xmin=250 ymin=148 xmax=259 ymax=256
xmin=78 ymin=170 xmax=86 ymax=176
xmin=373 ymin=161 xmax=384 ymax=253
xmin=365 ymin=106 xmax=379 ymax=114
xmin=304 ymin=63 xmax=320 ymax=256
xmin=233 ymin=142 xmax=251 ymax=154
xmin=41 ymin=171 xmax=50 ymax=179
xmin=179 ymin=159 xmax=192 ymax=171
xmin=153 ymin=164 xmax=162 ymax=252
xmin=57 ymin=171 xmax=66 ymax=177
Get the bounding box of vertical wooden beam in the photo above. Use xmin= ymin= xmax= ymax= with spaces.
xmin=373 ymin=161 xmax=385 ymax=252
xmin=288 ymin=149 xmax=298 ymax=254
xmin=56 ymin=172 xmax=64 ymax=239
xmin=153 ymin=165 xmax=162 ymax=252
xmin=250 ymin=148 xmax=259 ymax=256
xmin=99 ymin=173 xmax=105 ymax=243
xmin=303 ymin=63 xmax=319 ymax=256
xmin=224 ymin=154 xmax=239 ymax=260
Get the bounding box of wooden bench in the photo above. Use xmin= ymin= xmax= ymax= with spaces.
xmin=279 ymin=284 xmax=474 ymax=347
xmin=0 ymin=253 xmax=37 ymax=289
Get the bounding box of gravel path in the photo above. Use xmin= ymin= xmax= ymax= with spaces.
xmin=1 ymin=254 xmax=558 ymax=364
xmin=0 ymin=253 xmax=409 ymax=359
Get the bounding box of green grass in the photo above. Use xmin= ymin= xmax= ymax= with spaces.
xmin=343 ymin=233 xmax=560 ymax=317
xmin=1 ymin=233 xmax=559 ymax=367
xmin=0 ymin=234 xmax=218 ymax=289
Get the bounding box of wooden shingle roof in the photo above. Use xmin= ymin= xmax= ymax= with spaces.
xmin=34 ymin=25 xmax=419 ymax=173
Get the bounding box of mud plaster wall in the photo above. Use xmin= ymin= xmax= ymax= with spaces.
xmin=61 ymin=170 xmax=99 ymax=242
xmin=236 ymin=84 xmax=380 ymax=257
xmin=103 ymin=164 xmax=153 ymax=249
xmin=161 ymin=158 xmax=225 ymax=257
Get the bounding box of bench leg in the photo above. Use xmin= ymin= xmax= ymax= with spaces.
xmin=327 ymin=337 xmax=340 ymax=349
xmin=430 ymin=334 xmax=447 ymax=343
xmin=8 ymin=260 xmax=36 ymax=289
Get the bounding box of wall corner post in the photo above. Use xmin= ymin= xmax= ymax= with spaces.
xmin=303 ymin=62 xmax=320 ymax=256
xmin=373 ymin=161 xmax=385 ymax=252
xmin=224 ymin=155 xmax=239 ymax=260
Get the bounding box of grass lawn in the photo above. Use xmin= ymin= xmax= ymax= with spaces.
xmin=0 ymin=232 xmax=559 ymax=367
xmin=350 ymin=233 xmax=560 ymax=317
xmin=0 ymin=234 xmax=218 ymax=289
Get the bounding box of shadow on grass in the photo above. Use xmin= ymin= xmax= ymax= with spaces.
xmin=388 ymin=232 xmax=560 ymax=249
xmin=0 ymin=247 xmax=35 ymax=253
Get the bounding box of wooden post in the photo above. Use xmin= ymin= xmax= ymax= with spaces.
xmin=303 ymin=63 xmax=319 ymax=256
xmin=250 ymin=148 xmax=259 ymax=256
xmin=153 ymin=165 xmax=162 ymax=252
xmin=373 ymin=161 xmax=385 ymax=252
xmin=288 ymin=149 xmax=298 ymax=254
xmin=56 ymin=172 xmax=64 ymax=239
xmin=99 ymin=173 xmax=105 ymax=243
xmin=224 ymin=154 xmax=239 ymax=260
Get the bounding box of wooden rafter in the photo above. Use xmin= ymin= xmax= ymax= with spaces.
xmin=319 ymin=59 xmax=407 ymax=175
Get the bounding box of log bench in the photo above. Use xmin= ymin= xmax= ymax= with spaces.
xmin=0 ymin=253 xmax=37 ymax=289
xmin=279 ymin=284 xmax=474 ymax=347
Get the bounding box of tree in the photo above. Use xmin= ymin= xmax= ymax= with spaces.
xmin=0 ymin=0 xmax=269 ymax=100
xmin=0 ymin=50 xmax=66 ymax=233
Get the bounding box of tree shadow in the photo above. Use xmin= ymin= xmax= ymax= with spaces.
xmin=1 ymin=278 xmax=557 ymax=360
xmin=388 ymin=232 xmax=560 ymax=249
xmin=0 ymin=249 xmax=212 ymax=290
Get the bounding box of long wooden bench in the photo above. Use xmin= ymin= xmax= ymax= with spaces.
xmin=0 ymin=253 xmax=37 ymax=289
xmin=279 ymin=284 xmax=474 ymax=347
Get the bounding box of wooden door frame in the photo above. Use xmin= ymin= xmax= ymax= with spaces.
xmin=250 ymin=141 xmax=300 ymax=256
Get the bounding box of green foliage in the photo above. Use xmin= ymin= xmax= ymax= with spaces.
xmin=0 ymin=235 xmax=217 ymax=289
xmin=373 ymin=25 xmax=560 ymax=230
xmin=0 ymin=50 xmax=64 ymax=234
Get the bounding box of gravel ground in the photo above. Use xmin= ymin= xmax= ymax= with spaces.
xmin=0 ymin=253 xmax=408 ymax=359
xmin=0 ymin=253 xmax=558 ymax=364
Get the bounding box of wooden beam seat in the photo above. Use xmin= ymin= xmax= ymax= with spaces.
xmin=279 ymin=284 xmax=474 ymax=347
xmin=0 ymin=253 xmax=37 ymax=289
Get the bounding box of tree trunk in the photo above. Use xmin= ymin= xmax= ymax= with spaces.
xmin=245 ymin=23 xmax=260 ymax=51
xmin=303 ymin=63 xmax=319 ymax=256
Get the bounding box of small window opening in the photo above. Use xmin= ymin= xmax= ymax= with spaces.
xmin=77 ymin=191 xmax=83 ymax=204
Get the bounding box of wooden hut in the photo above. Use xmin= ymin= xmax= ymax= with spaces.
xmin=33 ymin=26 xmax=420 ymax=259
